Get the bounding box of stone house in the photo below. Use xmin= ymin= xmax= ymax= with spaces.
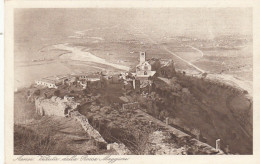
xmin=35 ymin=79 xmax=58 ymax=89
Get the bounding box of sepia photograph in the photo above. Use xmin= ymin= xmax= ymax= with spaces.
xmin=11 ymin=7 xmax=253 ymax=156
xmin=3 ymin=0 xmax=260 ymax=162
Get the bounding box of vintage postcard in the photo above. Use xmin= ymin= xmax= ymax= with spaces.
xmin=4 ymin=0 xmax=260 ymax=164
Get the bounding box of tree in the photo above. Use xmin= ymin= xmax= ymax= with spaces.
xmin=34 ymin=89 xmax=40 ymax=96
xmin=53 ymin=90 xmax=60 ymax=97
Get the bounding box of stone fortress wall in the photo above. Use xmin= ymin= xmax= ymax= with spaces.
xmin=35 ymin=96 xmax=131 ymax=155
xmin=35 ymin=96 xmax=79 ymax=117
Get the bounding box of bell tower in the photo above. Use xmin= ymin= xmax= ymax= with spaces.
xmin=140 ymin=52 xmax=146 ymax=64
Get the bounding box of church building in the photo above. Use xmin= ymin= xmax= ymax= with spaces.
xmin=136 ymin=52 xmax=156 ymax=77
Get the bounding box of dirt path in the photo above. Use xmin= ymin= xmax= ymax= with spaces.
xmin=187 ymin=45 xmax=204 ymax=57
xmin=186 ymin=45 xmax=204 ymax=62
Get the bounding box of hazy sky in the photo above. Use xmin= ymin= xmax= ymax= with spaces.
xmin=15 ymin=8 xmax=252 ymax=41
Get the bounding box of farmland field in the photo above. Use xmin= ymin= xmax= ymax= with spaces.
xmin=14 ymin=41 xmax=253 ymax=90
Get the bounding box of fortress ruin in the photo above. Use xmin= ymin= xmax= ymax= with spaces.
xmin=35 ymin=96 xmax=79 ymax=117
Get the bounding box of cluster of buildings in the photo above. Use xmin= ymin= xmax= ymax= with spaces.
xmin=119 ymin=52 xmax=176 ymax=92
xmin=35 ymin=73 xmax=102 ymax=90
xmin=31 ymin=51 xmax=230 ymax=155
xmin=35 ymin=79 xmax=58 ymax=89
xmin=34 ymin=51 xmax=176 ymax=94
xmin=136 ymin=52 xmax=176 ymax=79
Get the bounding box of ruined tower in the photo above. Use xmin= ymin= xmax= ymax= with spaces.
xmin=140 ymin=52 xmax=146 ymax=64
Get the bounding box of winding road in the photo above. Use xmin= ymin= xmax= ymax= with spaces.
xmin=162 ymin=45 xmax=205 ymax=73
xmin=131 ymin=25 xmax=205 ymax=73
xmin=131 ymin=26 xmax=252 ymax=95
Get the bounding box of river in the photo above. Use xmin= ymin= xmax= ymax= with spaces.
xmin=53 ymin=44 xmax=130 ymax=71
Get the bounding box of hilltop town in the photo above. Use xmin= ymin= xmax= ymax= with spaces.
xmin=14 ymin=51 xmax=252 ymax=155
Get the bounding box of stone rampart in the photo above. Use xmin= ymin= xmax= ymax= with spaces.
xmin=70 ymin=111 xmax=107 ymax=145
xmin=35 ymin=96 xmax=79 ymax=117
